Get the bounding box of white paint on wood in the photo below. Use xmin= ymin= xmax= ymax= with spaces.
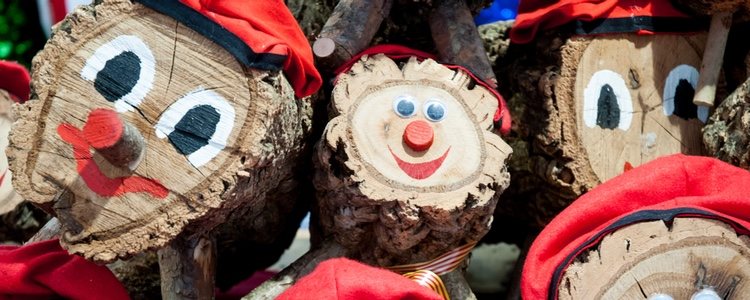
xmin=663 ymin=64 xmax=700 ymax=117
xmin=81 ymin=35 xmax=155 ymax=112
xmin=583 ymin=69 xmax=633 ymax=131
xmin=155 ymin=88 xmax=236 ymax=168
xmin=691 ymin=288 xmax=721 ymax=300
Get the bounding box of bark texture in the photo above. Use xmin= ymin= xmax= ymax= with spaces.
xmin=704 ymin=77 xmax=750 ymax=168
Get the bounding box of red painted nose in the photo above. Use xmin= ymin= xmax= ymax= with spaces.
xmin=403 ymin=120 xmax=434 ymax=152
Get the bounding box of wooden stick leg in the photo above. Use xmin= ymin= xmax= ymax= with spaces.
xmin=694 ymin=12 xmax=733 ymax=107
xmin=243 ymin=241 xmax=347 ymax=300
xmin=429 ymin=0 xmax=497 ymax=87
xmin=313 ymin=0 xmax=393 ymax=72
xmin=443 ymin=267 xmax=477 ymax=300
xmin=158 ymin=233 xmax=216 ymax=300
xmin=25 ymin=217 xmax=61 ymax=244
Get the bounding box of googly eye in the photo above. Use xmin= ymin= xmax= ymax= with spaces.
xmin=648 ymin=294 xmax=674 ymax=300
xmin=662 ymin=64 xmax=707 ymax=123
xmin=423 ymin=100 xmax=446 ymax=122
xmin=155 ymin=89 xmax=236 ymax=168
xmin=583 ymin=70 xmax=633 ymax=130
xmin=81 ymin=35 xmax=155 ymax=113
xmin=393 ymin=95 xmax=417 ymax=118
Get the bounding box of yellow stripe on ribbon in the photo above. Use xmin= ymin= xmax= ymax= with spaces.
xmin=404 ymin=270 xmax=450 ymax=300
xmin=387 ymin=243 xmax=477 ymax=300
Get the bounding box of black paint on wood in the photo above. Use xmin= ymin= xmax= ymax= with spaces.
xmin=94 ymin=51 xmax=141 ymax=102
xmin=168 ymin=105 xmax=220 ymax=155
xmin=673 ymin=79 xmax=698 ymax=120
xmin=596 ymin=84 xmax=620 ymax=129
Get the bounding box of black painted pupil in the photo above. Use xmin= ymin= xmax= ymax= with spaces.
xmin=596 ymin=84 xmax=620 ymax=129
xmin=94 ymin=51 xmax=141 ymax=102
xmin=168 ymin=105 xmax=220 ymax=155
xmin=672 ymin=79 xmax=697 ymax=120
xmin=396 ymin=100 xmax=415 ymax=116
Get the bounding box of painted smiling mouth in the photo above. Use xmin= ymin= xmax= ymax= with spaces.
xmin=57 ymin=123 xmax=168 ymax=199
xmin=388 ymin=146 xmax=451 ymax=180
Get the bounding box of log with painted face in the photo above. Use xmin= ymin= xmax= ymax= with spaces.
xmin=8 ymin=0 xmax=319 ymax=281
xmin=496 ymin=0 xmax=712 ymax=229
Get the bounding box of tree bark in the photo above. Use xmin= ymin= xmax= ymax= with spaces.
xmin=158 ymin=233 xmax=216 ymax=300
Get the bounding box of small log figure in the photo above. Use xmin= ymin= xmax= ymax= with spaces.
xmin=0 ymin=90 xmax=22 ymax=217
xmin=497 ymin=1 xmax=710 ymax=229
xmin=521 ymin=155 xmax=750 ymax=300
xmin=8 ymin=0 xmax=315 ymax=297
xmin=249 ymin=54 xmax=512 ymax=299
xmin=560 ymin=218 xmax=750 ymax=299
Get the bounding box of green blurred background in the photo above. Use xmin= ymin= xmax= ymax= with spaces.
xmin=0 ymin=0 xmax=47 ymax=68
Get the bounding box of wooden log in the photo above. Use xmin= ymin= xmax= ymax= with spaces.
xmin=313 ymin=55 xmax=510 ymax=297
xmin=693 ymin=12 xmax=732 ymax=107
xmin=558 ymin=218 xmax=750 ymax=299
xmin=8 ymin=2 xmax=314 ymax=296
xmin=429 ymin=0 xmax=497 ymax=87
xmin=494 ymin=31 xmax=708 ymax=229
xmin=703 ymin=77 xmax=750 ymax=168
xmin=313 ymin=0 xmax=393 ymax=72
xmin=158 ymin=232 xmax=216 ymax=300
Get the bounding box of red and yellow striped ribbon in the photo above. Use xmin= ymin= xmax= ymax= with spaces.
xmin=387 ymin=242 xmax=477 ymax=300
xmin=403 ymin=270 xmax=450 ymax=300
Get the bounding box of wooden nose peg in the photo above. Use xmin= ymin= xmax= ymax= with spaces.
xmin=403 ymin=120 xmax=434 ymax=152
xmin=82 ymin=108 xmax=145 ymax=171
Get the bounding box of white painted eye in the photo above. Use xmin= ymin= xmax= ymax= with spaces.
xmin=583 ymin=70 xmax=633 ymax=131
xmin=393 ymin=95 xmax=417 ymax=118
xmin=648 ymin=293 xmax=674 ymax=300
xmin=691 ymin=288 xmax=721 ymax=300
xmin=423 ymin=99 xmax=447 ymax=122
xmin=81 ymin=35 xmax=155 ymax=113
xmin=155 ymin=89 xmax=236 ymax=168
xmin=662 ymin=64 xmax=708 ymax=123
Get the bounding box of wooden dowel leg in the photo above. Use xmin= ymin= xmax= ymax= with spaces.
xmin=443 ymin=267 xmax=478 ymax=300
xmin=429 ymin=0 xmax=497 ymax=88
xmin=25 ymin=217 xmax=61 ymax=244
xmin=694 ymin=11 xmax=733 ymax=107
xmin=243 ymin=241 xmax=347 ymax=300
xmin=313 ymin=0 xmax=393 ymax=72
xmin=158 ymin=233 xmax=216 ymax=300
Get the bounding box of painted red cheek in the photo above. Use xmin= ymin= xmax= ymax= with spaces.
xmin=403 ymin=120 xmax=434 ymax=152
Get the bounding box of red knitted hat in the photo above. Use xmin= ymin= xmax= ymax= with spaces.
xmin=334 ymin=44 xmax=512 ymax=135
xmin=521 ymin=154 xmax=750 ymax=299
xmin=277 ymin=258 xmax=442 ymax=300
xmin=510 ymin=0 xmax=708 ymax=44
xmin=0 ymin=60 xmax=30 ymax=102
xmin=0 ymin=239 xmax=129 ymax=299
xmin=135 ymin=0 xmax=322 ymax=98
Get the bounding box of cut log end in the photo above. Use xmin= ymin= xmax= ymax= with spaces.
xmin=312 ymin=37 xmax=336 ymax=58
xmin=558 ymin=218 xmax=750 ymax=300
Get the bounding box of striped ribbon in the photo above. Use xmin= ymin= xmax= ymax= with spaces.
xmin=387 ymin=242 xmax=477 ymax=300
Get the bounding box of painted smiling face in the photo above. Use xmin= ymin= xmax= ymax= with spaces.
xmin=314 ymin=54 xmax=511 ymax=264
xmin=9 ymin=0 xmax=310 ymax=261
xmin=571 ymin=33 xmax=707 ymax=182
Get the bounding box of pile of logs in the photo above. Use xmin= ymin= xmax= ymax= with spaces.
xmin=1 ymin=0 xmax=749 ymax=299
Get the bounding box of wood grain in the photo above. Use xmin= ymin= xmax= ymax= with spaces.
xmin=559 ymin=218 xmax=750 ymax=300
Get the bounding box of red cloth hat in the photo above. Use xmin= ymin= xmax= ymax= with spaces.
xmin=277 ymin=258 xmax=442 ymax=300
xmin=334 ymin=44 xmax=512 ymax=135
xmin=0 ymin=60 xmax=31 ymax=102
xmin=521 ymin=154 xmax=750 ymax=300
xmin=135 ymin=0 xmax=322 ymax=98
xmin=0 ymin=239 xmax=129 ymax=299
xmin=510 ymin=0 xmax=708 ymax=44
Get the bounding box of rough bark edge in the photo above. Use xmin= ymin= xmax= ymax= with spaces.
xmin=703 ymin=77 xmax=750 ymax=167
xmin=9 ymin=0 xmax=312 ymax=262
